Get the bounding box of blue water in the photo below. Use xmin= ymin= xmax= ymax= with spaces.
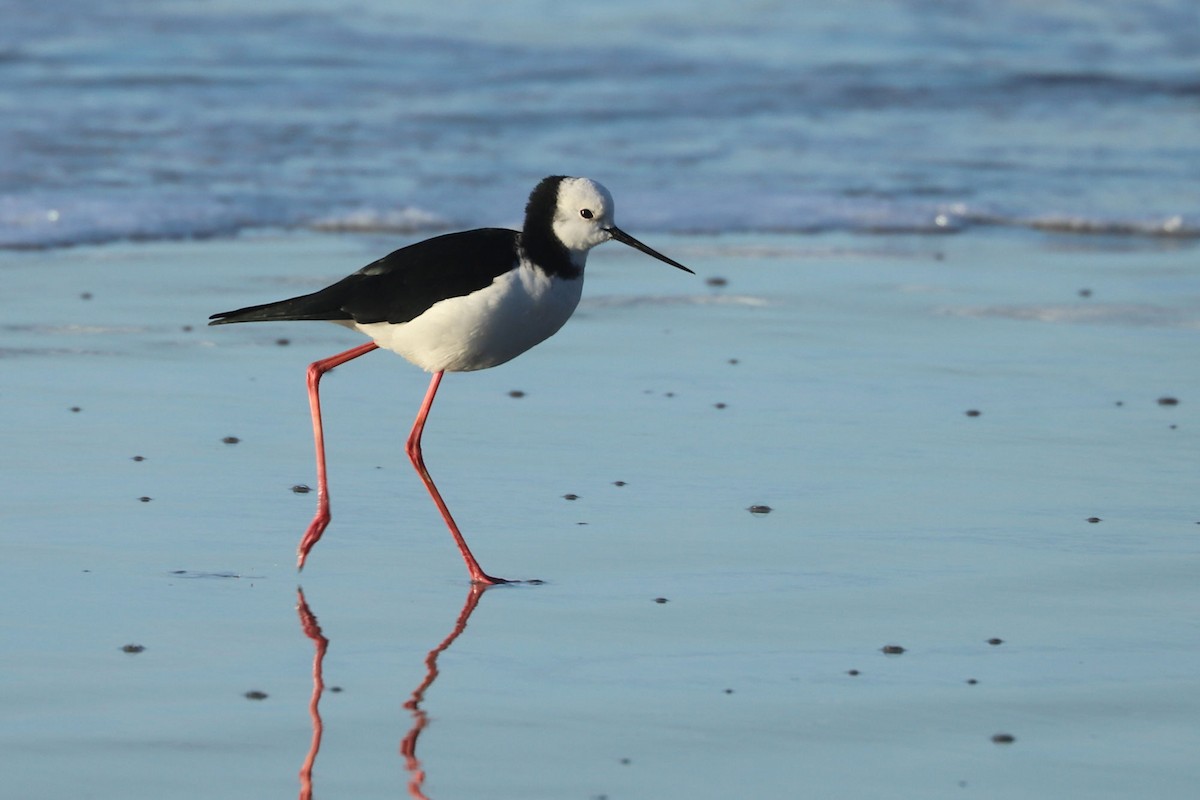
xmin=3 ymin=0 xmax=1198 ymax=249
xmin=4 ymin=4 xmax=1200 ymax=799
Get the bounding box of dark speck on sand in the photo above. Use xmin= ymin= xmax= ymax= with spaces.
xmin=748 ymin=504 xmax=772 ymax=515
xmin=881 ymin=644 xmax=906 ymax=655
xmin=244 ymin=690 xmax=268 ymax=701
xmin=991 ymin=733 xmax=1016 ymax=745
xmin=222 ymin=436 xmax=240 ymax=444
xmin=121 ymin=644 xmax=145 ymax=654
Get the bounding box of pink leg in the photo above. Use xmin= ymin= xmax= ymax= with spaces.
xmin=407 ymin=371 xmax=507 ymax=585
xmin=297 ymin=341 xmax=379 ymax=570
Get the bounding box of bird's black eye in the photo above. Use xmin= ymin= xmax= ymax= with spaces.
xmin=580 ymin=209 xmax=594 ymax=219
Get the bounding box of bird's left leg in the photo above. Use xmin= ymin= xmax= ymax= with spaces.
xmin=297 ymin=341 xmax=379 ymax=569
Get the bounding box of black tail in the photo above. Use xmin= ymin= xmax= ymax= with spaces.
xmin=208 ymin=292 xmax=352 ymax=326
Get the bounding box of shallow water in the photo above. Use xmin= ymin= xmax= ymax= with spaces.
xmin=3 ymin=1 xmax=1199 ymax=796
xmin=3 ymin=0 xmax=1198 ymax=247
xmin=3 ymin=229 xmax=1198 ymax=797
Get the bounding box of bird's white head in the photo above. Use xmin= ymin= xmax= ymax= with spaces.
xmin=523 ymin=175 xmax=694 ymax=275
xmin=551 ymin=177 xmax=616 ymax=253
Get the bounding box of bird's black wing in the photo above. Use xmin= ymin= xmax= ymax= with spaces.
xmin=209 ymin=228 xmax=520 ymax=326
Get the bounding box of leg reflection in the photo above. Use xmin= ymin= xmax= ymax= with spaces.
xmin=295 ymin=584 xmax=493 ymax=799
xmin=400 ymin=583 xmax=490 ymax=798
xmin=296 ymin=588 xmax=328 ymax=800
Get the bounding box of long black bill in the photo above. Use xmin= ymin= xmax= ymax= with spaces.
xmin=607 ymin=227 xmax=695 ymax=274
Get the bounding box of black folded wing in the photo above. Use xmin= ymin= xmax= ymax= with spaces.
xmin=209 ymin=228 xmax=521 ymax=326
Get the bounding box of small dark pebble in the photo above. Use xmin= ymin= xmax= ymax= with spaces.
xmin=664 ymin=392 xmax=675 ymax=398
xmin=70 ymin=406 xmax=81 ymax=413
xmin=244 ymin=690 xmax=269 ymax=701
xmin=991 ymin=733 xmax=1015 ymax=745
xmin=121 ymin=644 xmax=145 ymax=654
xmin=138 ymin=496 xmax=152 ymax=503
xmin=81 ymin=292 xmax=93 ymax=300
xmin=563 ymin=493 xmax=579 ymax=501
xmin=654 ymin=597 xmax=669 ymax=604
xmin=222 ymin=436 xmax=240 ymax=444
xmin=1115 ymin=400 xmax=1124 ymax=406
xmin=723 ymin=688 xmax=734 ymax=694
xmin=728 ymin=358 xmax=739 ymax=365
xmin=987 ymin=638 xmax=1004 ymax=646
xmin=291 ymin=484 xmax=311 ymax=494
xmin=1169 ymin=424 xmax=1177 ymax=430
xmin=1157 ymin=396 xmax=1179 ymax=406
xmin=881 ymin=644 xmax=906 ymax=655
xmin=966 ymin=679 xmax=978 ymax=685
xmin=508 ymin=390 xmax=525 ymax=398
xmin=1086 ymin=517 xmax=1102 ymax=523
xmin=747 ymin=504 xmax=772 ymax=515
xmin=613 ymin=480 xmax=626 ymax=487
xmin=714 ymin=402 xmax=727 ymax=409
xmin=275 ymin=338 xmax=290 ymax=346
xmin=619 ymin=758 xmax=631 ymax=766
xmin=329 ymin=686 xmax=343 ymax=693
xmin=181 ymin=324 xmax=193 ymax=332
xmin=965 ymin=409 xmax=982 ymax=417
xmin=706 ymin=276 xmax=728 ymax=287
xmin=847 ymin=669 xmax=860 ymax=676
xmin=1078 ymin=288 xmax=1092 ymax=298
xmin=131 ymin=455 xmax=145 ymax=462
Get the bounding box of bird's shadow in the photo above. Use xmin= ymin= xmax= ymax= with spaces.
xmin=296 ymin=583 xmax=495 ymax=800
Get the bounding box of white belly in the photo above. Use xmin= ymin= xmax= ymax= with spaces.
xmin=351 ymin=262 xmax=584 ymax=372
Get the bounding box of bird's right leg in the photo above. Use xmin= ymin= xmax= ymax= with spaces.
xmin=406 ymin=371 xmax=508 ymax=585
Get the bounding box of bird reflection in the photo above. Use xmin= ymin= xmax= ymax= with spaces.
xmin=296 ymin=584 xmax=493 ymax=799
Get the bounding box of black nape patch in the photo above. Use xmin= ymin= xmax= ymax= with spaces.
xmin=520 ymin=175 xmax=579 ymax=279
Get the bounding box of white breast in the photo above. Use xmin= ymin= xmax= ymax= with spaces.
xmin=351 ymin=261 xmax=585 ymax=373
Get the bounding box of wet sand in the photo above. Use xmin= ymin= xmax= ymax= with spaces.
xmin=3 ymin=230 xmax=1198 ymax=798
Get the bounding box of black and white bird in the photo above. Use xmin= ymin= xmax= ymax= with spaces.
xmin=209 ymin=176 xmax=693 ymax=584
